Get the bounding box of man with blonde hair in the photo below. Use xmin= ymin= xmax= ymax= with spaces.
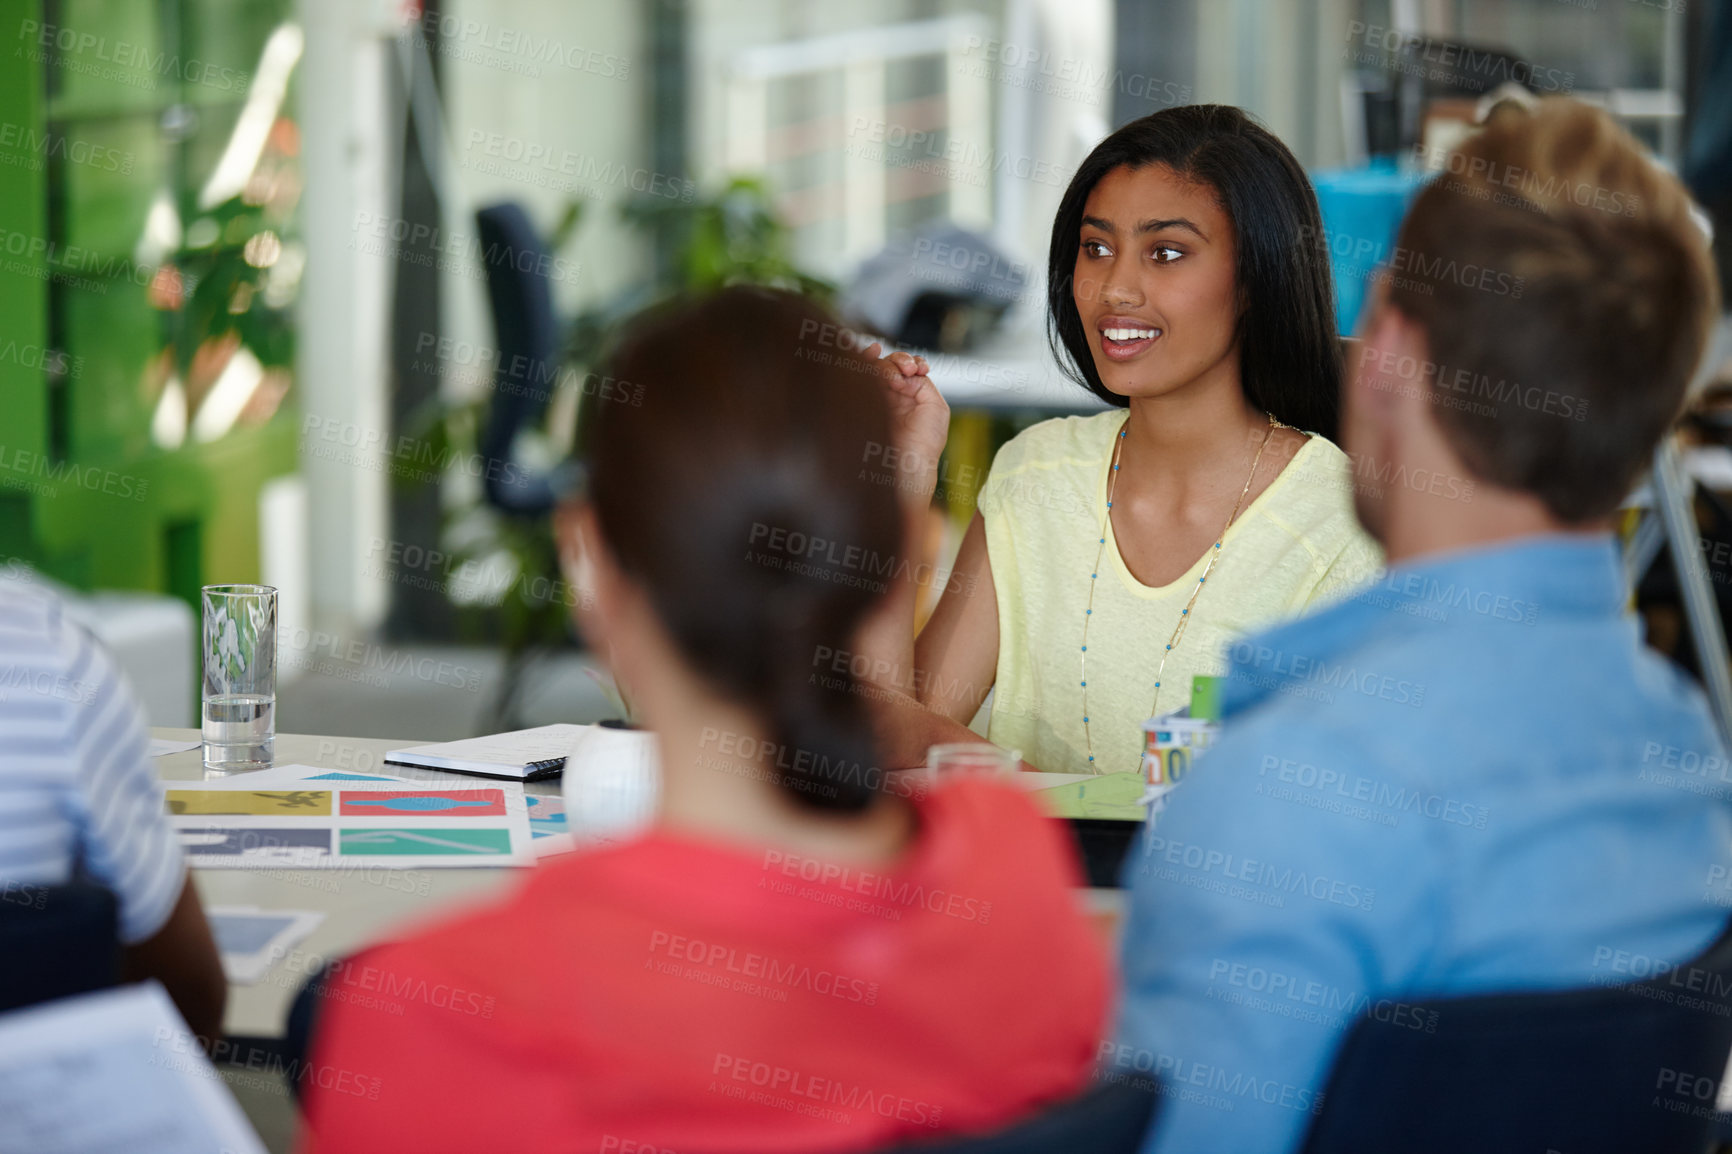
xmin=1115 ymin=99 xmax=1730 ymax=1152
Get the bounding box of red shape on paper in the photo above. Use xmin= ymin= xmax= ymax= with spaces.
xmin=337 ymin=790 xmax=508 ymax=818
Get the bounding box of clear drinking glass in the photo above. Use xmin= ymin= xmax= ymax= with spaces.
xmin=926 ymin=742 xmax=1021 ymax=780
xmin=201 ymin=584 xmax=278 ymax=771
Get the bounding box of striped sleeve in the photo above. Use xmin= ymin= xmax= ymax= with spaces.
xmin=63 ymin=623 xmax=188 ymax=943
xmin=0 ymin=581 xmax=187 ymax=944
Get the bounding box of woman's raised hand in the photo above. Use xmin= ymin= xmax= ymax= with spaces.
xmin=863 ymin=341 xmax=950 ymax=508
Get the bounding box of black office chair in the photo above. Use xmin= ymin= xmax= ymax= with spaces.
xmin=474 ymin=202 xmax=566 ymax=517
xmin=1301 ymin=919 xmax=1732 ymax=1154
xmin=1354 ymin=33 xmax=1539 ymax=158
xmin=0 ymin=882 xmax=121 ymax=1013
xmin=878 ymin=1077 xmax=1158 ymax=1154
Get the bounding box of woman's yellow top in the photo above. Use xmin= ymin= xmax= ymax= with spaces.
xmin=975 ymin=410 xmax=1383 ymax=776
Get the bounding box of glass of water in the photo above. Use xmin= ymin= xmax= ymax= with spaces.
xmin=201 ymin=584 xmax=277 ymax=771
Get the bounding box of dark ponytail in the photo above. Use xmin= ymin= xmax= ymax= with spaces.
xmin=762 ymin=611 xmax=882 ymax=810
xmin=584 ymin=288 xmax=901 ymax=813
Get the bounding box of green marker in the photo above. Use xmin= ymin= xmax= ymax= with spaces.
xmin=1190 ymin=675 xmax=1224 ymax=722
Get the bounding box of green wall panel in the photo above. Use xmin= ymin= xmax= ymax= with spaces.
xmin=177 ymin=99 xmax=239 ymax=205
xmin=36 ymin=0 xmax=165 ymax=117
xmin=0 ymin=0 xmax=301 ymax=600
xmin=25 ymin=416 xmax=298 ymax=596
xmin=53 ymin=110 xmax=164 ymax=258
xmin=59 ymin=275 xmax=154 ymax=461
xmin=0 ymin=0 xmax=49 ymax=468
xmin=181 ymin=0 xmax=281 ymax=97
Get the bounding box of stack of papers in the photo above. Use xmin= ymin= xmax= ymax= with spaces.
xmin=385 ymin=724 xmax=589 ymax=781
xmin=0 ymin=983 xmax=266 ymax=1154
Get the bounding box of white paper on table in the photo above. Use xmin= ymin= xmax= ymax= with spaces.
xmin=207 ymin=906 xmax=326 ymax=984
xmin=147 ymin=738 xmax=201 ymax=757
xmin=1139 ymin=782 xmax=1180 ymax=807
xmin=0 ymin=982 xmax=267 ymax=1154
xmin=225 ymin=762 xmax=410 ymax=787
xmin=166 ymin=776 xmax=535 ymax=869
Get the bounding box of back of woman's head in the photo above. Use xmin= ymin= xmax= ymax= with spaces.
xmin=585 ymin=287 xmax=901 ymax=812
xmin=1047 ymin=104 xmax=1342 ymax=439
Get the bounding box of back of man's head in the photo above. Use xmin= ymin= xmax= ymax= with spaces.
xmin=1383 ymin=98 xmax=1718 ymax=523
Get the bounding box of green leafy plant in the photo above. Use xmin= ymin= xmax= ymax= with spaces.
xmin=410 ymin=177 xmax=834 ymax=726
xmin=170 ymin=194 xmax=298 ymax=378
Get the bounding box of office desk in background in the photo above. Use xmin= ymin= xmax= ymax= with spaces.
xmin=151 ymin=728 xmax=1129 ymax=1041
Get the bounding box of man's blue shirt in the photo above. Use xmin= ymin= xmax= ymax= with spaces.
xmin=1116 ymin=534 xmax=1732 ymax=1152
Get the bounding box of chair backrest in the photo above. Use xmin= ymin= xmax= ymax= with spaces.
xmin=876 ymin=1077 xmax=1158 ymax=1154
xmin=474 ymin=201 xmax=564 ymax=517
xmin=0 ymin=882 xmax=120 ymax=1013
xmin=1301 ymin=918 xmax=1732 ymax=1154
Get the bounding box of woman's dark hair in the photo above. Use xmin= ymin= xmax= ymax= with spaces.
xmin=1047 ymin=104 xmax=1342 ymax=439
xmin=584 ymin=287 xmax=900 ymax=813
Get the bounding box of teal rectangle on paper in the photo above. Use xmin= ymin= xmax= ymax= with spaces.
xmin=339 ymin=828 xmax=513 ymax=857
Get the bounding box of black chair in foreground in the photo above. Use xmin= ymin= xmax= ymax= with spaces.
xmin=0 ymin=882 xmax=121 ymax=1013
xmin=1301 ymin=919 xmax=1732 ymax=1154
xmin=878 ymin=1077 xmax=1159 ymax=1154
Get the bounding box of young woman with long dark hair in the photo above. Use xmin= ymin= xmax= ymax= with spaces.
xmin=872 ymin=105 xmax=1381 ymax=776
xmin=298 ymin=288 xmax=1108 ymax=1153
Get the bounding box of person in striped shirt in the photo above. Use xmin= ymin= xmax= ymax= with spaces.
xmin=0 ymin=574 xmax=225 ymax=1043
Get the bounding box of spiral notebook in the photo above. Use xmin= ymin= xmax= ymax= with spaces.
xmin=384 ymin=724 xmax=589 ymax=781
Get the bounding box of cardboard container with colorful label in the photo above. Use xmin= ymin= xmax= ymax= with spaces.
xmin=1141 ymin=675 xmax=1225 ymax=787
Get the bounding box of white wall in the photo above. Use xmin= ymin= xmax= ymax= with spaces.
xmin=294 ymin=0 xmax=644 ymax=635
xmin=1195 ymin=0 xmax=1352 ymax=170
xmin=687 ymin=0 xmax=1110 ymax=279
xmin=294 ymin=0 xmax=395 ymax=637
xmin=438 ymin=0 xmax=646 ymax=409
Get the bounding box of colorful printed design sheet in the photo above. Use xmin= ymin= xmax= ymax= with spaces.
xmin=164 ymin=776 xmax=533 ymax=869
xmin=526 ymin=793 xmax=575 ymax=857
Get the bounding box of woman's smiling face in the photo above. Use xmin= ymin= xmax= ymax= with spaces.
xmin=1072 ymin=163 xmax=1241 ymax=401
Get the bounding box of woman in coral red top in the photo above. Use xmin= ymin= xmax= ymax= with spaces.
xmin=298 ymin=288 xmax=1110 ymax=1154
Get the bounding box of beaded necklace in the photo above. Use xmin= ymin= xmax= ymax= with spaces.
xmin=1078 ymin=412 xmax=1283 ymax=768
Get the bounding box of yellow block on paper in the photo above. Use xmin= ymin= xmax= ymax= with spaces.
xmin=165 ymin=790 xmax=333 ymax=816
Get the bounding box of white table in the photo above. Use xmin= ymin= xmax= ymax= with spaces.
xmin=152 ymin=727 xmax=561 ymax=1039
xmin=153 ymin=727 xmax=1125 ymax=1039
